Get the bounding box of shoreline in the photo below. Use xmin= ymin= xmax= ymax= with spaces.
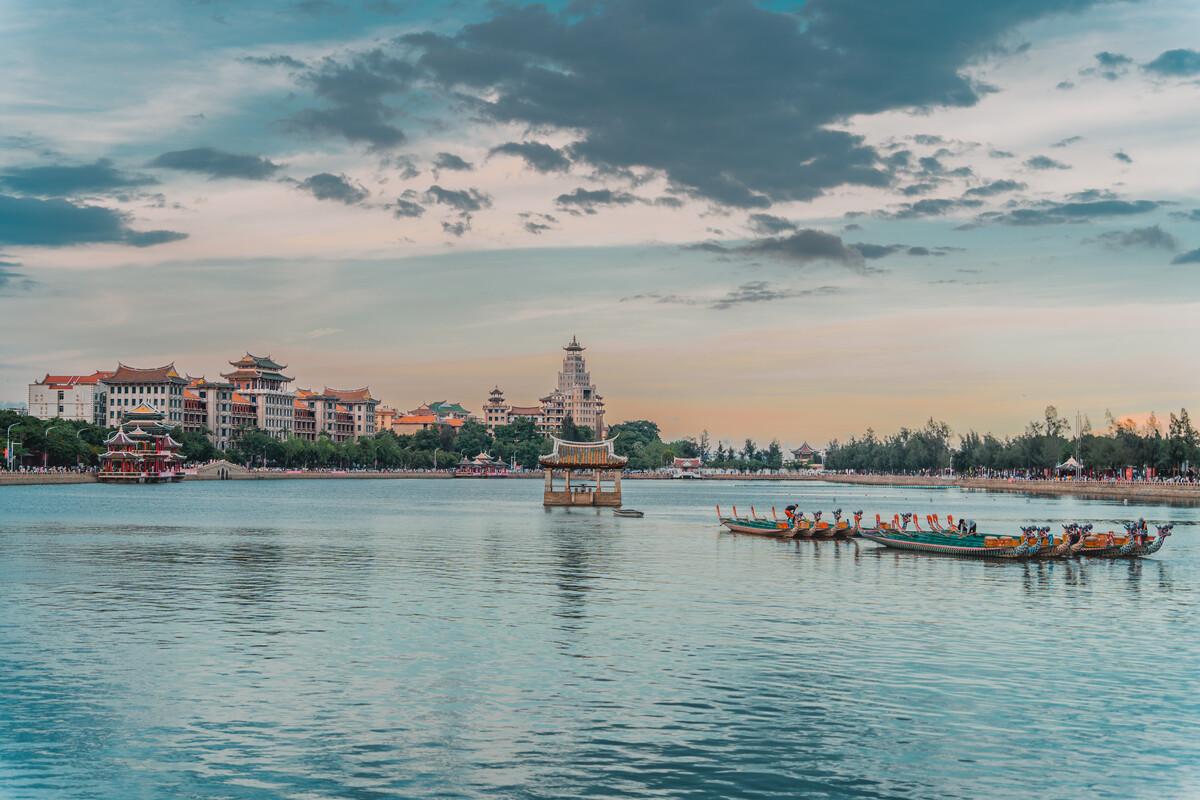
xmin=2 ymin=469 xmax=1199 ymax=504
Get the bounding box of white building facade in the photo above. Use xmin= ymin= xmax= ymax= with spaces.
xmin=100 ymin=364 xmax=188 ymax=427
xmin=27 ymin=371 xmax=112 ymax=424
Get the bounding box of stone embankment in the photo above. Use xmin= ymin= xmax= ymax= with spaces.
xmin=0 ymin=472 xmax=96 ymax=485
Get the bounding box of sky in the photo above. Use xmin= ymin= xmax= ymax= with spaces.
xmin=2 ymin=0 xmax=1199 ymax=448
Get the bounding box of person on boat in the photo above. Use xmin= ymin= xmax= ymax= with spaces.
xmin=956 ymin=517 xmax=977 ymax=535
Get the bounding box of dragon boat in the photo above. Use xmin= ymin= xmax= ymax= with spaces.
xmin=860 ymin=514 xmax=1172 ymax=559
xmin=715 ymin=506 xmax=863 ymax=539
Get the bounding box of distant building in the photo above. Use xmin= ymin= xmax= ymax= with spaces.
xmin=183 ymin=377 xmax=235 ymax=449
xmin=27 ymin=370 xmax=112 ymax=424
xmin=388 ymin=414 xmax=463 ymax=436
xmin=375 ymin=405 xmax=398 ymax=433
xmin=484 ymin=337 xmax=606 ymax=437
xmin=324 ymin=387 xmax=378 ymax=438
xmin=221 ymin=354 xmax=295 ymax=438
xmin=671 ymin=457 xmax=703 ymax=478
xmin=790 ymin=442 xmax=821 ymax=465
xmin=294 ymin=389 xmax=354 ymax=442
xmin=101 ymin=363 xmax=188 ymax=428
xmin=454 ymin=451 xmax=508 ymax=478
xmin=409 ymin=401 xmax=473 ymax=421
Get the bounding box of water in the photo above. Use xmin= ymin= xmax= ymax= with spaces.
xmin=0 ymin=479 xmax=1196 ymax=799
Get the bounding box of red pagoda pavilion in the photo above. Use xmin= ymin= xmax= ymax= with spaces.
xmin=98 ymin=403 xmax=185 ymax=483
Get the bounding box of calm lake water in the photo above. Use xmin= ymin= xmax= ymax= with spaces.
xmin=0 ymin=479 xmax=1196 ymax=799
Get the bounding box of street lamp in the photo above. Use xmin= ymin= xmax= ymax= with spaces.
xmin=5 ymin=422 xmax=20 ymax=471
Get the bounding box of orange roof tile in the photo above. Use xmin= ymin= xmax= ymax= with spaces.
xmin=325 ymin=386 xmax=374 ymax=402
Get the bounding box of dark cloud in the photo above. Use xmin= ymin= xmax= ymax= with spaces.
xmin=1113 ymin=150 xmax=1133 ymax=164
xmin=699 ymin=229 xmax=865 ymax=267
xmin=555 ymin=187 xmax=640 ymax=214
xmin=488 ymin=141 xmax=571 ymax=173
xmin=441 ymin=220 xmax=468 ymax=237
xmin=0 ymin=159 xmax=157 ymax=196
xmin=1066 ymin=188 xmax=1118 ymax=202
xmin=654 ymin=196 xmax=684 ymax=208
xmin=425 ymin=185 xmax=491 ymax=213
xmin=381 ymin=155 xmax=420 ymax=179
xmin=149 ymin=147 xmax=282 ymax=180
xmin=887 ymin=197 xmax=983 ymax=219
xmin=518 ymin=211 xmax=558 ymax=235
xmin=912 ymin=134 xmax=946 ymax=146
xmin=391 ymin=198 xmax=425 ymax=218
xmin=1172 ymin=248 xmax=1200 ymax=265
xmin=433 ymin=152 xmax=473 ymax=171
xmin=0 ymin=194 xmax=187 ymax=247
xmin=747 ymin=213 xmax=798 ymax=235
xmin=964 ymin=179 xmax=1025 ymax=197
xmin=1091 ymin=225 xmax=1178 ymax=251
xmin=240 ymin=54 xmax=306 ymax=69
xmin=0 ymin=261 xmax=35 ymax=294
xmin=1024 ymin=155 xmax=1070 ymax=170
xmin=1050 ymin=135 xmax=1083 ymax=148
xmin=901 ymin=182 xmax=938 ymax=196
xmin=1144 ymin=49 xmax=1200 ymax=77
xmin=298 ymin=172 xmax=369 ymax=204
xmin=979 ymin=199 xmax=1161 ymax=226
xmin=290 ymin=50 xmax=418 ymax=149
xmin=1168 ymin=209 xmax=1200 ymax=222
xmin=401 ymin=0 xmax=1102 ymax=208
xmin=851 ymin=243 xmax=956 ymax=259
xmin=1095 ymin=51 xmax=1131 ymax=68
xmin=989 ymin=149 xmax=1016 ymax=158
xmin=1055 ymin=80 xmax=1075 ymax=90
xmin=917 ymin=156 xmax=972 ymax=178
xmin=1080 ymin=51 xmax=1132 ymax=81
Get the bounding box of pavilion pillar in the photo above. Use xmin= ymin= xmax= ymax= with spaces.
xmin=545 ymin=469 xmax=553 ymax=493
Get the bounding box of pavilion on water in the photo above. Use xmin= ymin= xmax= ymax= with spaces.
xmin=539 ymin=437 xmax=627 ymax=507
xmin=98 ymin=403 xmax=185 ymax=483
xmin=454 ymin=451 xmax=509 ymax=478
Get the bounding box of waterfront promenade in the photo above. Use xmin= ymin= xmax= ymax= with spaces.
xmin=3 ymin=467 xmax=1199 ymax=503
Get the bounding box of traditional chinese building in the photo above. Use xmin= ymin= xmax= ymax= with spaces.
xmin=100 ymin=363 xmax=188 ymax=428
xmin=98 ymin=403 xmax=185 ymax=483
xmin=484 ymin=338 xmax=605 ymax=437
xmin=221 ymin=354 xmax=295 ymax=438
xmin=27 ymin=370 xmax=113 ymax=424
xmin=539 ymin=437 xmax=627 ymax=507
xmin=454 ymin=451 xmax=509 ymax=478
xmin=790 ymin=442 xmax=820 ymax=465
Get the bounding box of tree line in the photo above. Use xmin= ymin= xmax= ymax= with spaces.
xmin=825 ymin=407 xmax=1200 ymax=476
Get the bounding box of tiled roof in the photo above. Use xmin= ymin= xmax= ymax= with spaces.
xmin=104 ymin=363 xmax=186 ymax=384
xmin=325 ymin=387 xmax=375 ymax=402
xmin=37 ymin=370 xmax=113 ymax=387
xmin=229 ymin=353 xmax=287 ymax=370
xmin=540 ymin=437 xmax=627 ymax=468
xmin=396 ymin=414 xmax=437 ymax=424
xmin=508 ymin=405 xmax=541 ymax=416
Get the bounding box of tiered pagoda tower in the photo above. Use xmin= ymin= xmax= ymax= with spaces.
xmin=98 ymin=403 xmax=185 ymax=483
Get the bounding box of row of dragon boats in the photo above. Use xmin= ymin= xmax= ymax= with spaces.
xmin=715 ymin=505 xmax=1173 ymax=559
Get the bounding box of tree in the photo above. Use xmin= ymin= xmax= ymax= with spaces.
xmin=765 ymin=440 xmax=783 ymax=470
xmin=455 ymin=419 xmax=492 ymax=456
xmin=560 ymin=413 xmax=581 ymax=442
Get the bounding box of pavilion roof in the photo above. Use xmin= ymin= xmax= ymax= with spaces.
xmin=222 ymin=368 xmax=292 ymax=382
xmin=792 ymin=442 xmax=817 ymax=456
xmin=539 ymin=437 xmax=627 ymax=469
xmin=104 ymin=363 xmax=186 ymax=384
xmin=126 ymin=403 xmax=165 ymax=418
xmin=563 ymin=335 xmax=584 ymax=352
xmin=229 ymin=353 xmax=287 ymax=371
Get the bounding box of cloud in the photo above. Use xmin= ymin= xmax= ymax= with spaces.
xmin=298 ymin=172 xmax=369 ymax=204
xmin=1055 ymin=80 xmax=1075 ymax=90
xmin=1113 ymin=150 xmax=1133 ymax=164
xmin=1144 ymin=49 xmax=1200 ymax=77
xmin=964 ymin=179 xmax=1025 ymax=197
xmin=1050 ymin=135 xmax=1083 ymax=148
xmin=240 ymin=54 xmax=306 ymax=69
xmin=1080 ymin=51 xmax=1132 ymax=81
xmin=989 ymin=149 xmax=1015 ymax=158
xmin=425 ymin=185 xmax=491 ymax=214
xmin=390 ymin=197 xmax=425 ymax=218
xmin=401 ymin=0 xmax=1104 ymax=208
xmin=149 ymin=147 xmax=282 ymax=180
xmin=1172 ymin=248 xmax=1200 ymax=264
xmin=699 ymin=229 xmax=865 ymax=267
xmin=1024 ymin=155 xmax=1070 ymax=170
xmin=1091 ymin=225 xmax=1178 ymax=251
xmin=488 ymin=141 xmax=571 ymax=173
xmin=623 ymin=281 xmax=841 ymax=310
xmin=0 ymin=194 xmax=187 ymax=247
xmin=433 ymin=152 xmax=473 ymax=171
xmin=0 ymin=159 xmax=157 ymax=196
xmin=887 ymin=197 xmax=983 ymax=219
xmin=290 ymin=50 xmax=417 ymax=149
xmin=555 ymin=187 xmax=640 ymax=214
xmin=979 ymin=199 xmax=1161 ymax=226
xmin=1168 ymin=209 xmax=1200 ymax=222
xmin=747 ymin=213 xmax=798 ymax=235
xmin=0 ymin=261 xmax=35 ymax=294
xmin=518 ymin=211 xmax=558 ymax=235
xmin=441 ymin=220 xmax=468 ymax=237
xmin=851 ymin=243 xmax=957 ymax=259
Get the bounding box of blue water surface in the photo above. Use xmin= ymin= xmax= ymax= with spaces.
xmin=0 ymin=479 xmax=1196 ymax=799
